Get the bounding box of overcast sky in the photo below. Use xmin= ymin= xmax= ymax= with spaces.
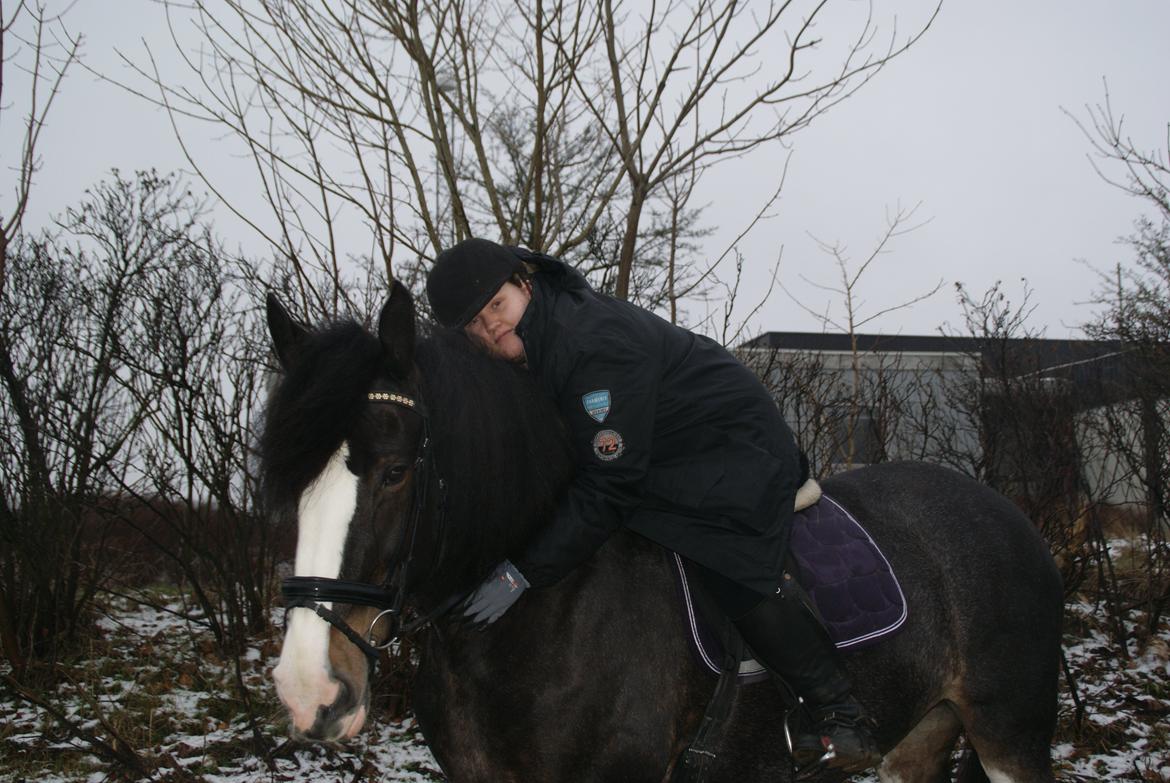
xmin=5 ymin=1 xmax=1169 ymax=340
xmin=714 ymin=0 xmax=1170 ymax=339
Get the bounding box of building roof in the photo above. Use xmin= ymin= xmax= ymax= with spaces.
xmin=741 ymin=331 xmax=1135 ymax=407
xmin=741 ymin=331 xmax=1122 ymax=362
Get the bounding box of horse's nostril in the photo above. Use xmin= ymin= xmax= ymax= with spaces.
xmin=302 ymin=676 xmax=360 ymax=743
xmin=336 ymin=677 xmax=351 ymax=704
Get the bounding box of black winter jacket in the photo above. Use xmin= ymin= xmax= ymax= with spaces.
xmin=510 ymin=251 xmax=803 ymax=595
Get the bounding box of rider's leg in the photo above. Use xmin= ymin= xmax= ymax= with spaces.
xmin=694 ymin=564 xmax=881 ymax=774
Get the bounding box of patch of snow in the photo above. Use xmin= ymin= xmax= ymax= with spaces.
xmin=4 ymin=591 xmax=1167 ymax=782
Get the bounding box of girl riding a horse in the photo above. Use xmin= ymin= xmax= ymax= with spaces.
xmin=425 ymin=238 xmax=880 ymax=774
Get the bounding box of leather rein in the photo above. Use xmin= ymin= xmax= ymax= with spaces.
xmin=280 ymin=388 xmax=454 ymax=668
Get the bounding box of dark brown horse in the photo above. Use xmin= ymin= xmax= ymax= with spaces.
xmin=265 ymin=284 xmax=1062 ymax=782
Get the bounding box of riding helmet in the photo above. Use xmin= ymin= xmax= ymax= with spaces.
xmin=426 ymin=238 xmax=524 ymax=328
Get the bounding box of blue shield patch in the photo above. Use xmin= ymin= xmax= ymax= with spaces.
xmin=582 ymin=390 xmax=611 ymax=423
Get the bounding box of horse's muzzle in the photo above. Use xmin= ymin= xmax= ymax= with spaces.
xmin=291 ymin=677 xmax=369 ymax=743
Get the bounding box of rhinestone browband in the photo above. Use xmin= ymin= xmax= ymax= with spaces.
xmin=368 ymin=391 xmax=417 ymax=408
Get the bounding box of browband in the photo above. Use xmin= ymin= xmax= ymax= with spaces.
xmin=368 ymin=391 xmax=416 ymax=408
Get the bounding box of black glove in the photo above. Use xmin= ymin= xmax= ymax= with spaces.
xmin=462 ymin=560 xmax=530 ymax=628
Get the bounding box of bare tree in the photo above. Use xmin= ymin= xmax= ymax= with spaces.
xmin=1 ymin=170 xmax=285 ymax=770
xmin=0 ymin=1 xmax=80 ymax=294
xmin=85 ymin=172 xmax=277 ymax=645
xmin=0 ymin=2 xmax=82 ymax=670
xmin=0 ymin=176 xmax=170 ymax=670
xmin=776 ymin=203 xmax=943 ymax=468
xmin=116 ymin=0 xmax=938 ymax=316
xmin=1066 ymin=89 xmax=1170 ymax=651
xmin=951 ymin=284 xmax=1108 ymax=587
xmin=1070 ymin=84 xmax=1170 ymax=224
xmin=741 ymin=344 xmax=839 ymax=475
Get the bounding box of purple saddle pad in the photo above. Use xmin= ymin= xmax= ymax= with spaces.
xmin=788 ymin=494 xmax=907 ymax=649
xmin=673 ymin=493 xmax=908 ymax=679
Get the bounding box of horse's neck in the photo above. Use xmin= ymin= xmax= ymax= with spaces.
xmin=428 ymin=533 xmax=680 ymax=663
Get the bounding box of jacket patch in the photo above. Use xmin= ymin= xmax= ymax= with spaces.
xmin=582 ymin=389 xmax=611 ymax=423
xmin=592 ymin=429 xmax=625 ymax=461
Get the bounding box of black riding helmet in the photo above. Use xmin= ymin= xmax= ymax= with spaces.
xmin=426 ymin=238 xmax=524 ymax=328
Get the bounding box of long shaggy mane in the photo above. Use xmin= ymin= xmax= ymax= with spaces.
xmin=260 ymin=320 xmax=383 ymax=512
xmin=259 ymin=320 xmax=574 ymax=590
xmin=415 ymin=329 xmax=574 ymax=583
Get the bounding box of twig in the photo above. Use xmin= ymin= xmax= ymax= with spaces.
xmin=1060 ymin=647 xmax=1086 ymax=735
xmin=1 ymin=672 xmax=150 ymax=777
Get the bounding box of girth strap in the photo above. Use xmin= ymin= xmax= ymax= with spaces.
xmin=673 ymin=625 xmax=744 ymax=782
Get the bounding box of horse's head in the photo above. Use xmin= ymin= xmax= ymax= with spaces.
xmin=265 ymin=283 xmax=429 ymax=742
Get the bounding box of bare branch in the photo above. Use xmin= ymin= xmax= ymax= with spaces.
xmin=1 ymin=2 xmax=81 ymax=292
xmin=1066 ymin=79 xmax=1170 ymax=223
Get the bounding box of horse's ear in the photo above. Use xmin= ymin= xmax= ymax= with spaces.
xmin=378 ymin=280 xmax=416 ymax=378
xmin=266 ymin=292 xmax=309 ymax=372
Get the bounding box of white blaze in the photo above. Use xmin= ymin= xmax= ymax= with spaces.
xmin=293 ymin=442 xmax=358 ymax=580
xmin=273 ymin=443 xmax=358 ymax=730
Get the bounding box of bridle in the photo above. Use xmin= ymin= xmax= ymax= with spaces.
xmin=280 ymin=388 xmax=454 ymax=668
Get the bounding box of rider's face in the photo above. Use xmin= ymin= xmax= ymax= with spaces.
xmin=464 ymin=281 xmax=531 ymax=362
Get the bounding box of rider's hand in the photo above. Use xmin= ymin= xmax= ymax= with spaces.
xmin=462 ymin=560 xmax=530 ymax=628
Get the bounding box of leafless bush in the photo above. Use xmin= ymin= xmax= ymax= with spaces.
xmin=1073 ymin=90 xmax=1170 ymax=654
xmin=745 ymin=278 xmax=1122 ymax=605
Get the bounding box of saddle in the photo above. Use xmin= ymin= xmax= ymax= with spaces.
xmin=672 ymin=480 xmax=908 ymax=678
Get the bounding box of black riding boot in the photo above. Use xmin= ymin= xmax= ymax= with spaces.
xmin=732 ymin=575 xmax=881 ymax=776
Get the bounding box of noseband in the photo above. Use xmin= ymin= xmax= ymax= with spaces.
xmin=281 ymin=389 xmax=452 ymax=667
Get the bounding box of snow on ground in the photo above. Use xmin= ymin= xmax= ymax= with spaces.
xmin=2 ymin=590 xmax=1167 ymax=781
xmin=2 ymin=594 xmax=443 ymax=782
xmin=1051 ymin=602 xmax=1170 ymax=781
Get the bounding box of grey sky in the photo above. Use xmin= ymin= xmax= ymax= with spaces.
xmin=5 ymin=1 xmax=1168 ymax=340
xmin=723 ymin=0 xmax=1170 ymax=338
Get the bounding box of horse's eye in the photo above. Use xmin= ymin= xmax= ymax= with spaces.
xmin=381 ymin=465 xmax=408 ymax=487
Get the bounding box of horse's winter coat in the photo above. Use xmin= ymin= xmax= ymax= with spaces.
xmin=265 ymin=287 xmax=1062 ymax=782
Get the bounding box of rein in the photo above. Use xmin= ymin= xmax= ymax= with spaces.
xmin=281 ymin=389 xmax=454 ymax=667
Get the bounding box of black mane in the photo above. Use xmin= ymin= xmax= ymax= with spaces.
xmin=260 ymin=320 xmax=385 ymax=512
xmin=260 ymin=319 xmax=574 ymax=591
xmin=415 ymin=329 xmax=574 ymax=585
